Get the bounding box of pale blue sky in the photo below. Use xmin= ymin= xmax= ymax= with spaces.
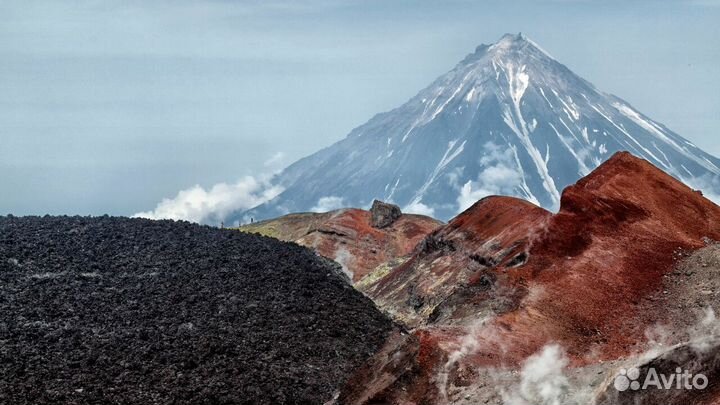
xmin=1 ymin=0 xmax=718 ymax=216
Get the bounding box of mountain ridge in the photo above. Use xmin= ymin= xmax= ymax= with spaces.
xmin=340 ymin=151 xmax=720 ymax=404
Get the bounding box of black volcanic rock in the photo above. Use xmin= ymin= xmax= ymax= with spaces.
xmin=370 ymin=200 xmax=401 ymax=229
xmin=0 ymin=216 xmax=394 ymax=405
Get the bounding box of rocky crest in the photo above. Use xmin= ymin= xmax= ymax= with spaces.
xmin=238 ymin=206 xmax=442 ymax=282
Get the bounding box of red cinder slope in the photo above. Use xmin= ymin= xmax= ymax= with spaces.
xmin=495 ymin=151 xmax=720 ymax=364
xmin=240 ymin=204 xmax=442 ymax=282
xmin=360 ymin=196 xmax=552 ymax=327
xmin=298 ymin=208 xmax=442 ymax=282
xmin=344 ymin=152 xmax=720 ymax=404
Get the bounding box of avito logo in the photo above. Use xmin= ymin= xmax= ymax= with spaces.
xmin=614 ymin=367 xmax=708 ymax=392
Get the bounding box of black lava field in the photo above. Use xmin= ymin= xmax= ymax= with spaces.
xmin=0 ymin=216 xmax=394 ymax=404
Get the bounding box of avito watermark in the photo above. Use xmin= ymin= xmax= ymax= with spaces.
xmin=614 ymin=367 xmax=708 ymax=392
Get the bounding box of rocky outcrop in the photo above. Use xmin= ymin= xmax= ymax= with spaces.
xmin=0 ymin=216 xmax=396 ymax=405
xmin=370 ymin=200 xmax=402 ymax=229
xmin=344 ymin=152 xmax=720 ymax=404
xmin=239 ymin=207 xmax=442 ymax=282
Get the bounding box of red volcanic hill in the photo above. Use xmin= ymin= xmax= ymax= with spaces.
xmin=346 ymin=152 xmax=720 ymax=404
xmin=361 ymin=195 xmax=552 ymax=327
xmin=239 ymin=201 xmax=442 ymax=282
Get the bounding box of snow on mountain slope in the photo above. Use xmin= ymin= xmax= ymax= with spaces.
xmin=237 ymin=33 xmax=720 ymax=222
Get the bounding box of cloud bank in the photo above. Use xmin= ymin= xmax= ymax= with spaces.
xmin=263 ymin=151 xmax=288 ymax=171
xmin=457 ymin=142 xmax=524 ymax=213
xmin=311 ymin=196 xmax=346 ymax=212
xmin=403 ymin=201 xmax=436 ymax=217
xmin=684 ymin=174 xmax=720 ymax=205
xmin=134 ymin=176 xmax=283 ymax=225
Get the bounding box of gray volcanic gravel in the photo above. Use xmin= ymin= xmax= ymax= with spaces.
xmin=0 ymin=216 xmax=394 ymax=404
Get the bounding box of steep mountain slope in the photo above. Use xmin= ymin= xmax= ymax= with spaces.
xmin=238 ymin=201 xmax=442 ymax=282
xmin=0 ymin=216 xmax=395 ymax=405
xmin=360 ymin=195 xmax=551 ymax=328
xmin=239 ymin=33 xmax=720 ymax=222
xmin=340 ymin=153 xmax=720 ymax=404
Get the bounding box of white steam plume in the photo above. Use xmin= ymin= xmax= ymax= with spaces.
xmin=644 ymin=307 xmax=720 ymax=358
xmin=133 ymin=175 xmax=283 ymax=225
xmin=436 ymin=317 xmax=492 ymax=402
xmin=333 ymin=247 xmax=354 ymax=281
xmin=134 ymin=152 xmax=289 ymax=225
xmin=503 ymin=345 xmax=570 ymax=405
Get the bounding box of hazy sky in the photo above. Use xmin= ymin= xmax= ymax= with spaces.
xmin=2 ymin=0 xmax=719 ymax=216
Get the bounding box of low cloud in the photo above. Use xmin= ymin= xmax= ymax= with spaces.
xmin=683 ymin=174 xmax=720 ymax=205
xmin=311 ymin=196 xmax=345 ymax=212
xmin=133 ymin=175 xmax=283 ymax=225
xmin=263 ymin=151 xmax=287 ymax=171
xmin=457 ymin=142 xmax=523 ymax=212
xmin=403 ymin=201 xmax=435 ymax=217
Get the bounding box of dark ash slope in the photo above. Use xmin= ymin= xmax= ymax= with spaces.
xmin=0 ymin=216 xmax=394 ymax=405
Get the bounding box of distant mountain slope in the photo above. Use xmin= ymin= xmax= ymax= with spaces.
xmin=237 ymin=33 xmax=720 ymax=222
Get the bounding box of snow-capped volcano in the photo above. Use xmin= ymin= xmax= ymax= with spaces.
xmin=239 ymin=33 xmax=720 ymax=222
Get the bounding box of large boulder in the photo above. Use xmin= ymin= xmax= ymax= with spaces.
xmin=370 ymin=200 xmax=402 ymax=229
